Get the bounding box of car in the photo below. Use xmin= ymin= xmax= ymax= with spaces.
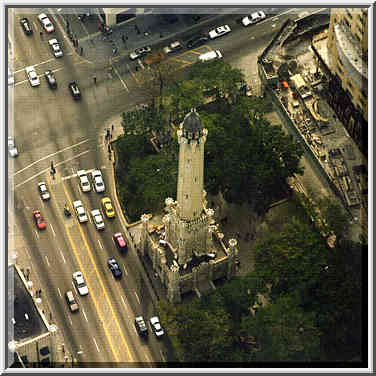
xmin=25 ymin=66 xmax=40 ymax=87
xmin=20 ymin=17 xmax=33 ymax=35
xmin=163 ymin=40 xmax=183 ymax=54
xmin=113 ymin=232 xmax=127 ymax=253
xmin=8 ymin=68 xmax=14 ymax=87
xmin=8 ymin=137 xmax=18 ymax=157
xmin=48 ymin=38 xmax=63 ymax=58
xmin=38 ymin=182 xmax=50 ymax=200
xmin=32 ymin=210 xmax=46 ymax=230
xmin=65 ymin=290 xmax=79 ymax=312
xmin=101 ymin=197 xmax=115 ymax=218
xmin=107 ymin=257 xmax=122 ymax=279
xmin=208 ymin=25 xmax=231 ymax=39
xmin=44 ymin=70 xmax=57 ymax=89
xmin=38 ymin=13 xmax=54 ymax=33
xmin=73 ymin=200 xmax=88 ymax=223
xmin=129 ymin=46 xmax=151 ymax=60
xmin=73 ymin=271 xmax=89 ymax=296
xmin=91 ymin=170 xmax=105 ymax=193
xmin=242 ymin=11 xmax=266 ymax=27
xmin=91 ymin=209 xmax=105 ymax=231
xmin=69 ymin=81 xmax=81 ymax=100
xmin=149 ymin=316 xmax=164 ymax=338
xmin=198 ymin=50 xmax=222 ymax=62
xmin=77 ymin=170 xmax=91 ymax=192
xmin=135 ymin=316 xmax=148 ymax=338
xmin=186 ymin=35 xmax=209 ymax=49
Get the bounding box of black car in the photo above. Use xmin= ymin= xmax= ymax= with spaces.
xmin=187 ymin=36 xmax=209 ymax=49
xmin=20 ymin=17 xmax=33 ymax=35
xmin=45 ymin=70 xmax=57 ymax=89
xmin=108 ymin=258 xmax=122 ymax=279
xmin=135 ymin=316 xmax=148 ymax=338
xmin=69 ymin=81 xmax=81 ymax=100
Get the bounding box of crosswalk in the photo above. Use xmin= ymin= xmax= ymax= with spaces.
xmin=61 ymin=166 xmax=107 ymax=181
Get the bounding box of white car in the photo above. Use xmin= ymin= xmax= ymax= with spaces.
xmin=73 ymin=271 xmax=88 ymax=296
xmin=73 ymin=200 xmax=88 ymax=223
xmin=77 ymin=170 xmax=91 ymax=192
xmin=8 ymin=137 xmax=18 ymax=157
xmin=208 ymin=25 xmax=231 ymax=39
xmin=91 ymin=170 xmax=105 ymax=193
xmin=38 ymin=13 xmax=54 ymax=33
xmin=242 ymin=11 xmax=266 ymax=26
xmin=150 ymin=316 xmax=164 ymax=337
xmin=25 ymin=66 xmax=40 ymax=87
xmin=91 ymin=209 xmax=105 ymax=231
xmin=163 ymin=40 xmax=183 ymax=54
xmin=48 ymin=38 xmax=63 ymax=58
xmin=38 ymin=182 xmax=50 ymax=200
xmin=129 ymin=46 xmax=151 ymax=60
xmin=198 ymin=50 xmax=222 ymax=62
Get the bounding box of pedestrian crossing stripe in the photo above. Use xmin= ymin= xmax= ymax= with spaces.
xmin=61 ymin=167 xmax=107 ymax=181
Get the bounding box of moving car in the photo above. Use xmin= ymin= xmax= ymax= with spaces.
xmin=38 ymin=13 xmax=54 ymax=33
xmin=149 ymin=316 xmax=164 ymax=338
xmin=20 ymin=17 xmax=33 ymax=35
xmin=25 ymin=66 xmax=40 ymax=87
xmin=73 ymin=200 xmax=88 ymax=223
xmin=242 ymin=11 xmax=266 ymax=27
xmin=113 ymin=232 xmax=127 ymax=253
xmin=198 ymin=50 xmax=222 ymax=62
xmin=208 ymin=25 xmax=231 ymax=39
xmin=107 ymin=257 xmax=122 ymax=279
xmin=73 ymin=271 xmax=89 ymax=296
xmin=8 ymin=137 xmax=18 ymax=157
xmin=69 ymin=81 xmax=81 ymax=100
xmin=45 ymin=70 xmax=57 ymax=89
xmin=186 ymin=35 xmax=209 ymax=49
xmin=38 ymin=182 xmax=51 ymax=200
xmin=91 ymin=209 xmax=105 ymax=231
xmin=163 ymin=40 xmax=183 ymax=54
xmin=135 ymin=316 xmax=148 ymax=338
xmin=91 ymin=170 xmax=105 ymax=193
xmin=48 ymin=38 xmax=63 ymax=58
xmin=77 ymin=170 xmax=91 ymax=192
xmin=101 ymin=197 xmax=115 ymax=218
xmin=129 ymin=46 xmax=151 ymax=60
xmin=65 ymin=290 xmax=79 ymax=312
xmin=33 ymin=210 xmax=46 ymax=230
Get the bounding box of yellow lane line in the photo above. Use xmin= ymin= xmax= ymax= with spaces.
xmin=61 ymin=181 xmax=135 ymax=363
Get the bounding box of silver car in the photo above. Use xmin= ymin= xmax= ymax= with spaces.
xmin=8 ymin=137 xmax=18 ymax=157
xmin=129 ymin=46 xmax=151 ymax=60
xmin=73 ymin=271 xmax=89 ymax=296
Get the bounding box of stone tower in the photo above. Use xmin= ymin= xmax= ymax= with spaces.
xmin=165 ymin=109 xmax=209 ymax=265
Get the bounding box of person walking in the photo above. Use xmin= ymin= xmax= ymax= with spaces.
xmin=93 ymin=76 xmax=97 ymax=85
xmin=80 ymin=47 xmax=83 ymax=56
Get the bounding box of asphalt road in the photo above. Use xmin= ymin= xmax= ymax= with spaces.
xmin=9 ymin=6 xmax=324 ymax=366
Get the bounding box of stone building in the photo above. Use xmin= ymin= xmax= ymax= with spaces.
xmin=139 ymin=109 xmax=238 ymax=303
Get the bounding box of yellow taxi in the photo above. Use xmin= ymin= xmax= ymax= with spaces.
xmin=101 ymin=197 xmax=115 ymax=218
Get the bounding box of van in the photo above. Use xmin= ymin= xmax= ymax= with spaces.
xmin=198 ymin=50 xmax=222 ymax=62
xmin=8 ymin=68 xmax=14 ymax=87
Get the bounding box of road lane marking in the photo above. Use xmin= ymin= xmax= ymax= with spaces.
xmin=160 ymin=350 xmax=165 ymax=362
xmin=134 ymin=291 xmax=140 ymax=304
xmin=98 ymin=239 xmax=103 ymax=249
xmin=113 ymin=66 xmax=129 ymax=92
xmin=24 ymin=247 xmax=31 ymax=259
xmin=93 ymin=337 xmax=100 ymax=352
xmin=13 ymin=138 xmax=90 ymax=177
xmin=123 ymin=265 xmax=128 ymax=276
xmin=133 ymin=325 xmax=137 ymax=335
xmin=60 ymin=250 xmax=66 ymax=263
xmin=121 ymin=295 xmax=127 ymax=308
xmin=34 ymin=229 xmax=39 ymax=239
xmin=57 ymin=287 xmax=62 ymax=297
xmin=13 ymin=57 xmax=57 ymax=74
xmin=45 ymin=255 xmax=50 ymax=266
xmin=68 ymin=315 xmax=73 ymax=325
xmin=82 ymin=309 xmax=88 ymax=322
xmin=50 ymin=224 xmax=56 ymax=237
xmin=145 ymin=353 xmax=150 ymax=362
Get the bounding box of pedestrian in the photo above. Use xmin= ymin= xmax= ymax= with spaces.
xmin=93 ymin=76 xmax=97 ymax=85
xmin=108 ymin=152 xmax=112 ymax=161
xmin=122 ymin=35 xmax=126 ymax=43
xmin=111 ymin=124 xmax=114 ymax=132
xmin=108 ymin=144 xmax=111 ymax=153
xmin=66 ymin=20 xmax=69 ymax=28
xmin=62 ymin=344 xmax=65 ymax=353
xmin=135 ymin=66 xmax=139 ymax=72
xmin=110 ymin=132 xmax=112 ymax=139
xmin=40 ymin=31 xmax=43 ymax=38
xmin=80 ymin=47 xmax=83 ymax=56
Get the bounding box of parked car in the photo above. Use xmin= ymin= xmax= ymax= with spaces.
xmin=8 ymin=137 xmax=18 ymax=157
xmin=77 ymin=170 xmax=90 ymax=192
xmin=73 ymin=271 xmax=89 ymax=296
xmin=38 ymin=13 xmax=54 ymax=33
xmin=149 ymin=316 xmax=164 ymax=338
xmin=49 ymin=38 xmax=63 ymax=58
xmin=25 ymin=66 xmax=40 ymax=87
xmin=113 ymin=232 xmax=127 ymax=253
xmin=45 ymin=70 xmax=57 ymax=89
xmin=208 ymin=25 xmax=231 ymax=39
xmin=186 ymin=35 xmax=209 ymax=49
xmin=8 ymin=68 xmax=14 ymax=87
xmin=65 ymin=290 xmax=79 ymax=312
xmin=91 ymin=170 xmax=105 ymax=193
xmin=107 ymin=257 xmax=122 ymax=279
xmin=73 ymin=200 xmax=88 ymax=223
xmin=101 ymin=197 xmax=115 ymax=218
xmin=242 ymin=11 xmax=266 ymax=27
xmin=69 ymin=81 xmax=81 ymax=100
xmin=129 ymin=46 xmax=151 ymax=60
xmin=91 ymin=209 xmax=105 ymax=231
xmin=20 ymin=17 xmax=33 ymax=35
xmin=135 ymin=316 xmax=148 ymax=338
xmin=163 ymin=40 xmax=183 ymax=54
xmin=33 ymin=210 xmax=46 ymax=230
xmin=38 ymin=182 xmax=51 ymax=200
xmin=198 ymin=50 xmax=222 ymax=62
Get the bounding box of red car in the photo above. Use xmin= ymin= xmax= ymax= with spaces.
xmin=33 ymin=210 xmax=46 ymax=230
xmin=113 ymin=232 xmax=127 ymax=253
